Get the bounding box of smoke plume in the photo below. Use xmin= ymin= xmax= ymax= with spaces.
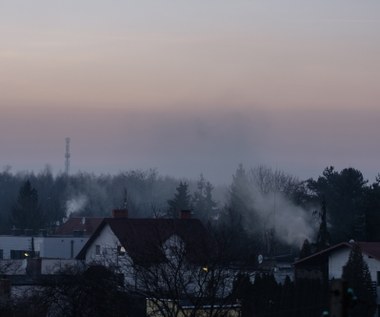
xmin=65 ymin=195 xmax=88 ymax=218
xmin=252 ymin=191 xmax=316 ymax=248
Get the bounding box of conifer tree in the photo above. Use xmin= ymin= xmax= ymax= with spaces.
xmin=167 ymin=182 xmax=192 ymax=218
xmin=11 ymin=180 xmax=44 ymax=231
xmin=192 ymin=174 xmax=217 ymax=222
xmin=342 ymin=243 xmax=376 ymax=317
xmin=316 ymin=199 xmax=330 ymax=251
xmin=299 ymin=239 xmax=312 ymax=259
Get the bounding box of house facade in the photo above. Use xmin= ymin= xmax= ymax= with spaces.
xmin=0 ymin=235 xmax=87 ymax=260
xmin=77 ymin=210 xmax=213 ymax=289
xmin=294 ymin=241 xmax=380 ymax=315
xmin=77 ymin=210 xmax=241 ymax=316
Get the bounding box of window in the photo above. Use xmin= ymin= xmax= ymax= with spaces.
xmin=117 ymin=245 xmax=126 ymax=256
xmin=95 ymin=245 xmax=101 ymax=256
xmin=10 ymin=250 xmax=36 ymax=259
xmin=377 ymin=271 xmax=380 ymax=286
xmin=0 ymin=249 xmax=3 ymax=259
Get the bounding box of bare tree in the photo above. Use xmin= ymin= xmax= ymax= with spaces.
xmin=124 ymin=231 xmax=242 ymax=317
xmin=13 ymin=264 xmax=131 ymax=317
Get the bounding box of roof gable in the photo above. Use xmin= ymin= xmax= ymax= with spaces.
xmin=77 ymin=218 xmax=212 ymax=265
xmin=294 ymin=241 xmax=380 ymax=265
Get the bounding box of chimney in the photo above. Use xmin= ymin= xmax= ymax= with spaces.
xmin=180 ymin=210 xmax=191 ymax=220
xmin=112 ymin=209 xmax=128 ymax=218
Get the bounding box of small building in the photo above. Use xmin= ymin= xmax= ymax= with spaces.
xmin=294 ymin=241 xmax=380 ymax=314
xmin=0 ymin=235 xmax=87 ymax=260
xmin=0 ymin=217 xmax=103 ymax=262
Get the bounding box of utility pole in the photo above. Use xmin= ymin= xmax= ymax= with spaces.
xmin=65 ymin=137 xmax=71 ymax=175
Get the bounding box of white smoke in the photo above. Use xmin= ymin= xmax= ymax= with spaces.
xmin=235 ymin=166 xmax=318 ymax=248
xmin=65 ymin=195 xmax=88 ymax=218
xmin=252 ymin=190 xmax=316 ymax=248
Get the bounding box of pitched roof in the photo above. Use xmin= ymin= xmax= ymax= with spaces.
xmin=294 ymin=241 xmax=380 ymax=265
xmin=77 ymin=218 xmax=213 ymax=265
xmin=55 ymin=217 xmax=103 ymax=236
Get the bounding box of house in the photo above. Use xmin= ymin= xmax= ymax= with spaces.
xmin=77 ymin=209 xmax=213 ymax=284
xmin=294 ymin=241 xmax=380 ymax=281
xmin=294 ymin=241 xmax=380 ymax=314
xmin=77 ymin=209 xmax=241 ymax=316
xmin=0 ymin=217 xmax=103 ymax=262
xmin=0 ymin=234 xmax=87 ymax=261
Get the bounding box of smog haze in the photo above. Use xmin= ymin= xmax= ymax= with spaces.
xmin=1 ymin=0 xmax=380 ymax=183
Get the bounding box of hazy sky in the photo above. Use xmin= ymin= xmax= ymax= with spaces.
xmin=1 ymin=1 xmax=379 ymax=184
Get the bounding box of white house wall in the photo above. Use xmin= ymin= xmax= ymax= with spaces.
xmin=362 ymin=255 xmax=380 ymax=283
xmin=0 ymin=236 xmax=33 ymax=259
xmin=85 ymin=224 xmax=121 ymax=264
xmin=0 ymin=236 xmax=88 ymax=260
xmin=329 ymin=247 xmax=380 ymax=282
xmin=35 ymin=237 xmax=87 ymax=259
xmin=328 ymin=248 xmax=351 ymax=279
xmin=84 ymin=224 xmax=135 ymax=288
xmin=328 ymin=246 xmax=380 ymax=309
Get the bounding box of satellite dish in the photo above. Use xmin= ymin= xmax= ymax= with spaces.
xmin=258 ymin=254 xmax=263 ymax=264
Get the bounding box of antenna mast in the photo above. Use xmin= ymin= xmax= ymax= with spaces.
xmin=65 ymin=137 xmax=71 ymax=175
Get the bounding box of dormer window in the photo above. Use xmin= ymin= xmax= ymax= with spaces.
xmin=117 ymin=245 xmax=126 ymax=256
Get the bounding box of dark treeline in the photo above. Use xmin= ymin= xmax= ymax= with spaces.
xmin=0 ymin=167 xmax=182 ymax=233
xmin=2 ymin=164 xmax=380 ymax=254
xmin=2 ymin=164 xmax=380 ymax=317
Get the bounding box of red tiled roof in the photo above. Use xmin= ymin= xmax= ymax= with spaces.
xmin=356 ymin=242 xmax=380 ymax=260
xmin=294 ymin=241 xmax=380 ymax=265
xmin=55 ymin=217 xmax=103 ymax=236
xmin=77 ymin=218 xmax=213 ymax=265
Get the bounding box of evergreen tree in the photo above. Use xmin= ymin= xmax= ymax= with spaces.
xmin=316 ymin=199 xmax=330 ymax=251
xmin=167 ymin=181 xmax=192 ymax=218
xmin=307 ymin=167 xmax=367 ymax=243
xmin=224 ymin=164 xmax=255 ymax=231
xmin=11 ymin=180 xmax=44 ymax=231
xmin=363 ymin=175 xmax=380 ymax=241
xmin=299 ymin=239 xmax=312 ymax=259
xmin=342 ymin=243 xmax=376 ymax=317
xmin=192 ymin=174 xmax=217 ymax=222
xmin=220 ymin=164 xmax=261 ymax=263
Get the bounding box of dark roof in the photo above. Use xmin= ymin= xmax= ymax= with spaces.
xmin=55 ymin=217 xmax=103 ymax=236
xmin=77 ymin=218 xmax=213 ymax=265
xmin=294 ymin=241 xmax=380 ymax=265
